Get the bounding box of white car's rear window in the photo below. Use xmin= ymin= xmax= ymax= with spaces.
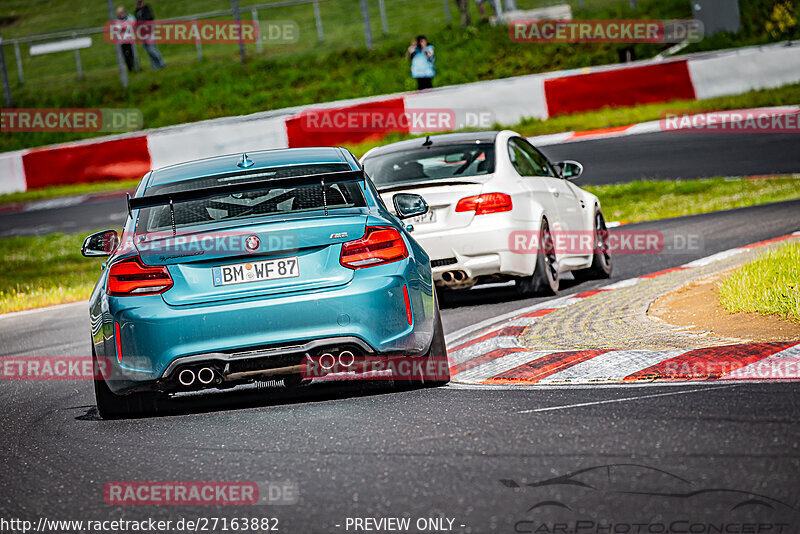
xmin=363 ymin=144 xmax=495 ymax=188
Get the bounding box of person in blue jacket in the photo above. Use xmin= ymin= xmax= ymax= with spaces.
xmin=406 ymin=35 xmax=435 ymax=90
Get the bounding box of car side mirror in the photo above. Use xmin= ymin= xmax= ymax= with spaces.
xmin=393 ymin=193 xmax=429 ymax=220
xmin=557 ymin=160 xmax=583 ymax=180
xmin=82 ymin=229 xmax=119 ymax=257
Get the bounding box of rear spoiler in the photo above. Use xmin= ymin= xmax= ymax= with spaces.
xmin=127 ymin=169 xmax=365 ymax=212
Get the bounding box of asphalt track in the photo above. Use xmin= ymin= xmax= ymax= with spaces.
xmin=1 ymin=200 xmax=799 ymax=531
xmin=1 ymin=130 xmax=798 ymax=237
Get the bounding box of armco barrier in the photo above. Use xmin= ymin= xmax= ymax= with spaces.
xmin=544 ymin=60 xmax=696 ymax=116
xmin=687 ymin=44 xmax=800 ymax=100
xmin=285 ymin=97 xmax=407 ymax=148
xmin=21 ymin=136 xmax=151 ymax=189
xmin=147 ymin=115 xmax=289 ymax=170
xmin=403 ymin=73 xmax=549 ymax=125
xmin=1 ymin=43 xmax=798 ymax=195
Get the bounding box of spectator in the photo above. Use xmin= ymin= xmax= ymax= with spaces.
xmin=475 ymin=0 xmax=498 ymax=23
xmin=406 ymin=35 xmax=435 ymax=91
xmin=135 ymin=0 xmax=166 ymax=70
xmin=454 ymin=0 xmax=471 ymax=27
xmin=115 ymin=6 xmax=136 ymax=72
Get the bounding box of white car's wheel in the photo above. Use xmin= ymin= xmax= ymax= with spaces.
xmin=516 ymin=218 xmax=559 ymax=297
xmin=573 ymin=210 xmax=612 ymax=281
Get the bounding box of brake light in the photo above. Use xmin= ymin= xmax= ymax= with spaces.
xmin=340 ymin=226 xmax=408 ymax=269
xmin=455 ymin=193 xmax=513 ymax=215
xmin=107 ymin=257 xmax=173 ymax=296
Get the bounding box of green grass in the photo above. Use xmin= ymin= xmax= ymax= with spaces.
xmin=583 ymin=175 xmax=800 ymax=223
xmin=2 ymin=0 xmax=796 ymax=153
xmin=0 ymin=232 xmax=105 ymax=314
xmin=0 ymin=179 xmax=139 ymax=206
xmin=3 ymin=174 xmax=799 ymax=313
xmin=718 ymin=241 xmax=800 ymax=324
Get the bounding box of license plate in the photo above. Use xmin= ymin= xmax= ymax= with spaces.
xmin=408 ymin=210 xmax=436 ymax=225
xmin=212 ymin=257 xmax=299 ymax=286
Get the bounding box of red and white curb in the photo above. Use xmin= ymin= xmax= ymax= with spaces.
xmin=445 ymin=232 xmax=800 ymax=385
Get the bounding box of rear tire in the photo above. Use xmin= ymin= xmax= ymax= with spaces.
xmin=516 ymin=218 xmax=559 ymax=297
xmin=573 ymin=210 xmax=612 ymax=281
xmin=396 ymin=293 xmax=450 ymax=388
xmin=93 ymin=347 xmax=162 ymax=419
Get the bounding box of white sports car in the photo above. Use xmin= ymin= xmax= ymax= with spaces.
xmin=361 ymin=130 xmax=612 ymax=296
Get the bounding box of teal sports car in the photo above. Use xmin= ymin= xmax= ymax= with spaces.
xmin=83 ymin=147 xmax=449 ymax=418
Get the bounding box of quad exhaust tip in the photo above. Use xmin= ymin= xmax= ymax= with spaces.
xmin=178 ymin=369 xmax=195 ymax=386
xmin=338 ymin=350 xmax=355 ymax=367
xmin=197 ymin=367 xmax=215 ymax=385
xmin=319 ymin=353 xmax=336 ymax=370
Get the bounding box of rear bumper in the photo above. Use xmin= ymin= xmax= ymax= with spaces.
xmin=102 ymin=260 xmax=434 ymax=393
xmin=414 ymin=220 xmax=535 ymax=280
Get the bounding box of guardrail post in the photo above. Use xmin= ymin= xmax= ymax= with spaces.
xmin=192 ymin=18 xmax=203 ymax=60
xmin=359 ymin=0 xmax=374 ymax=49
xmin=75 ymin=49 xmax=84 ymax=79
xmin=13 ymin=41 xmax=23 ymax=85
xmin=251 ymin=8 xmax=263 ymax=54
xmin=378 ymin=0 xmax=389 ymax=35
xmin=313 ymin=0 xmax=325 ymax=41
xmin=231 ymin=0 xmax=247 ymax=65
xmin=0 ymin=34 xmax=12 ymax=106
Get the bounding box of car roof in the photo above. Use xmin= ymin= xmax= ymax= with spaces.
xmin=147 ymin=147 xmax=357 ymax=187
xmin=362 ymin=131 xmax=501 ymax=159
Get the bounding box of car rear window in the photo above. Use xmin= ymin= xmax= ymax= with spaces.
xmin=137 ymin=164 xmax=366 ymax=232
xmin=363 ymin=144 xmax=495 ymax=188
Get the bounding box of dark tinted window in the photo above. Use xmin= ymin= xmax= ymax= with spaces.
xmin=508 ymin=138 xmax=555 ymax=177
xmin=363 ymin=144 xmax=495 ymax=188
xmin=138 ymin=164 xmax=366 ymax=231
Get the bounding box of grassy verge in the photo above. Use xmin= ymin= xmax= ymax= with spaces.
xmin=0 ymin=180 xmax=139 ymax=206
xmin=0 ymin=232 xmax=105 ymax=314
xmin=718 ymin=241 xmax=800 ymax=324
xmin=3 ymin=175 xmax=800 ymax=313
xmin=583 ymin=175 xmax=800 ymax=223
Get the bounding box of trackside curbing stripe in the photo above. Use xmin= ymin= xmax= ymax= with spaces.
xmin=484 ymin=349 xmax=610 ymax=385
xmin=623 ymin=342 xmax=797 ymax=381
xmin=448 ymin=233 xmax=800 ymax=385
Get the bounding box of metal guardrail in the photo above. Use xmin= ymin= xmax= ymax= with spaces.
xmin=0 ymin=0 xmax=328 ymax=45
xmin=0 ymin=0 xmax=330 ymax=94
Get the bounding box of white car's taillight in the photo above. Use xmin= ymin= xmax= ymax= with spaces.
xmin=455 ymin=193 xmax=513 ymax=215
